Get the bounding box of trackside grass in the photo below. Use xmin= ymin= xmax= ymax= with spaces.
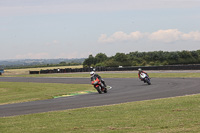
xmin=97 ymin=72 xmax=200 ymax=78
xmin=3 ymin=65 xmax=83 ymax=76
xmin=0 ymin=94 xmax=200 ymax=133
xmin=0 ymin=72 xmax=200 ymax=132
xmin=3 ymin=72 xmax=200 ymax=78
xmin=0 ymin=82 xmax=94 ymax=105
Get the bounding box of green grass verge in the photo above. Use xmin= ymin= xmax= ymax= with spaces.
xmin=0 ymin=94 xmax=200 ymax=133
xmin=3 ymin=65 xmax=83 ymax=76
xmin=6 ymin=72 xmax=200 ymax=78
xmin=1 ymin=73 xmax=200 ymax=132
xmin=100 ymin=72 xmax=200 ymax=78
xmin=149 ymin=72 xmax=200 ymax=78
xmin=0 ymin=82 xmax=93 ymax=105
xmin=1 ymin=72 xmax=199 ymax=105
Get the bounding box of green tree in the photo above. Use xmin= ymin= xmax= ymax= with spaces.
xmin=59 ymin=62 xmax=66 ymax=65
xmin=95 ymin=53 xmax=108 ymax=64
xmin=83 ymin=54 xmax=96 ymax=67
xmin=191 ymin=51 xmax=199 ymax=59
xmin=114 ymin=53 xmax=128 ymax=62
xmin=178 ymin=50 xmax=192 ymax=58
xmin=83 ymin=49 xmax=200 ymax=67
xmin=167 ymin=52 xmax=179 ymax=60
xmin=104 ymin=59 xmax=119 ymax=67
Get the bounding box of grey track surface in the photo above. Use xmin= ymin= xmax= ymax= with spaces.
xmin=0 ymin=77 xmax=200 ymax=117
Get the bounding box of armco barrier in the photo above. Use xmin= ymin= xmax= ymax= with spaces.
xmin=29 ymin=64 xmax=200 ymax=74
xmin=29 ymin=71 xmax=40 ymax=74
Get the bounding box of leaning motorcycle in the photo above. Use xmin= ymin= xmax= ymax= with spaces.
xmin=91 ymin=77 xmax=107 ymax=94
xmin=140 ymin=73 xmax=151 ymax=85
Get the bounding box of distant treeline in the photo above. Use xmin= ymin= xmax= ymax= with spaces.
xmin=0 ymin=58 xmax=85 ymax=69
xmin=4 ymin=62 xmax=81 ymax=69
xmin=83 ymin=50 xmax=200 ymax=67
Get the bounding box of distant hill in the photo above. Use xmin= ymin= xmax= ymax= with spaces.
xmin=0 ymin=58 xmax=85 ymax=67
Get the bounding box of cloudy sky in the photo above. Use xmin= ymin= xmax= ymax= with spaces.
xmin=1 ymin=0 xmax=200 ymax=60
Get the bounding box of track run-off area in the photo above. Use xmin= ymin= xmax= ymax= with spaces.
xmin=0 ymin=75 xmax=200 ymax=117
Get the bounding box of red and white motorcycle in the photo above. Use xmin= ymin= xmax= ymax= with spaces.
xmin=140 ymin=73 xmax=151 ymax=85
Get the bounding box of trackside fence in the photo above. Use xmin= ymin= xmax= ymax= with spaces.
xmin=29 ymin=64 xmax=200 ymax=74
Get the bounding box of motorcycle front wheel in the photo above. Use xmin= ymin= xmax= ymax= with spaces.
xmin=103 ymin=88 xmax=107 ymax=93
xmin=147 ymin=79 xmax=151 ymax=85
xmin=95 ymin=86 xmax=102 ymax=94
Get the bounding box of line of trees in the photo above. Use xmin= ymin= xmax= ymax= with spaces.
xmin=83 ymin=50 xmax=200 ymax=67
xmin=4 ymin=62 xmax=81 ymax=69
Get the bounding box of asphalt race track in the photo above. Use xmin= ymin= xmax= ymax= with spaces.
xmin=0 ymin=77 xmax=200 ymax=117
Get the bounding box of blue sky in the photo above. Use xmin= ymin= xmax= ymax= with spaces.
xmin=0 ymin=0 xmax=200 ymax=59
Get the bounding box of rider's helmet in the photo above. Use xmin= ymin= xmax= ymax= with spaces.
xmin=138 ymin=68 xmax=142 ymax=72
xmin=90 ymin=71 xmax=95 ymax=77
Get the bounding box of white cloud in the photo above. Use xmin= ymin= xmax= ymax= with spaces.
xmin=182 ymin=31 xmax=200 ymax=41
xmin=148 ymin=29 xmax=182 ymax=43
xmin=98 ymin=31 xmax=144 ymax=43
xmin=149 ymin=29 xmax=200 ymax=42
xmin=98 ymin=29 xmax=200 ymax=43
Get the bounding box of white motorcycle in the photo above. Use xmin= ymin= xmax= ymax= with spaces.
xmin=140 ymin=73 xmax=151 ymax=85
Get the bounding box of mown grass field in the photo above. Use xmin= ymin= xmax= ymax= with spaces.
xmin=3 ymin=65 xmax=200 ymax=78
xmin=3 ymin=71 xmax=200 ymax=78
xmin=0 ymin=82 xmax=94 ymax=105
xmin=13 ymin=72 xmax=200 ymax=78
xmin=1 ymin=94 xmax=200 ymax=133
xmin=3 ymin=65 xmax=83 ymax=76
xmin=0 ymin=70 xmax=200 ymax=132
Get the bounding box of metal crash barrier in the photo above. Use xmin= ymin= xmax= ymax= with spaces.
xmin=29 ymin=64 xmax=200 ymax=74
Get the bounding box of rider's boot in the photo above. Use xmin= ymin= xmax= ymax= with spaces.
xmin=101 ymin=80 xmax=107 ymax=87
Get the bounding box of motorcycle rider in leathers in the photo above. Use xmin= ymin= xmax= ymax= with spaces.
xmin=90 ymin=71 xmax=106 ymax=88
xmin=138 ymin=68 xmax=149 ymax=83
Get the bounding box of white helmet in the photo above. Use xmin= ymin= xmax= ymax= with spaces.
xmin=90 ymin=71 xmax=95 ymax=77
xmin=138 ymin=68 xmax=142 ymax=71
